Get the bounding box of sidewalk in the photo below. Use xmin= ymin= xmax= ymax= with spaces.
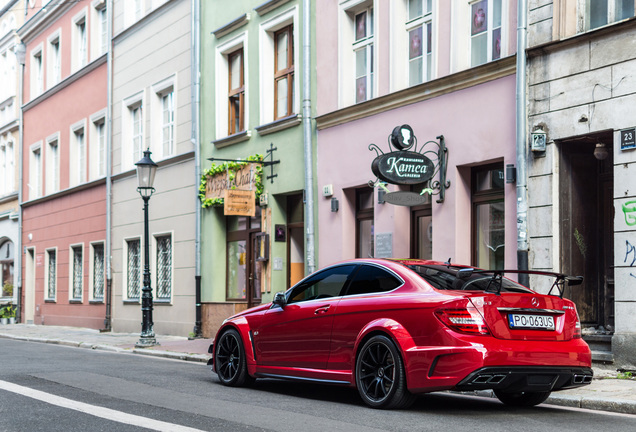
xmin=1 ymin=323 xmax=635 ymax=416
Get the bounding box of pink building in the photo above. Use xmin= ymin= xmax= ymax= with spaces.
xmin=19 ymin=0 xmax=109 ymax=328
xmin=315 ymin=1 xmax=519 ymax=272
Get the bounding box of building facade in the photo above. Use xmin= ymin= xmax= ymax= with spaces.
xmin=18 ymin=0 xmax=109 ymax=328
xmin=0 ymin=0 xmax=24 ymax=312
xmin=199 ymin=0 xmax=315 ymax=336
xmin=110 ymin=0 xmax=196 ymax=336
xmin=526 ymin=0 xmax=636 ymax=367
xmin=315 ymin=1 xmax=519 ymax=276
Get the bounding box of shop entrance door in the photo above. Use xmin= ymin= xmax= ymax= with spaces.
xmin=226 ymin=210 xmax=262 ymax=309
xmin=287 ymin=194 xmax=305 ymax=288
xmin=560 ymin=135 xmax=614 ymax=335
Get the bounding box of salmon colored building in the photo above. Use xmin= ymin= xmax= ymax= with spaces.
xmin=18 ymin=0 xmax=109 ymax=328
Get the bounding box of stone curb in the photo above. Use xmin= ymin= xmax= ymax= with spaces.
xmin=0 ymin=332 xmax=210 ymax=363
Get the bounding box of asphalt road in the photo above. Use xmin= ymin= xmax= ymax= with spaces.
xmin=1 ymin=339 xmax=636 ymax=432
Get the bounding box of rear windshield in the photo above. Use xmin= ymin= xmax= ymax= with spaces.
xmin=407 ymin=264 xmax=533 ymax=294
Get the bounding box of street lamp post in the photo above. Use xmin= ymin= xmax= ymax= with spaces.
xmin=135 ymin=149 xmax=158 ymax=347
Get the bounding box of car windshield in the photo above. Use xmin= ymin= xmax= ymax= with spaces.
xmin=407 ymin=264 xmax=533 ymax=294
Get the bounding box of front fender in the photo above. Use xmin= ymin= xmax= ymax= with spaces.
xmin=212 ymin=318 xmax=256 ymax=374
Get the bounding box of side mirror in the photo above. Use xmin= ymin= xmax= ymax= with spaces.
xmin=272 ymin=292 xmax=286 ymax=308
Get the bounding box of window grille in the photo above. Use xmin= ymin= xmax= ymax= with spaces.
xmin=72 ymin=246 xmax=83 ymax=300
xmin=48 ymin=250 xmax=56 ymax=299
xmin=156 ymin=235 xmax=172 ymax=300
xmin=127 ymin=239 xmax=141 ymax=300
xmin=93 ymin=244 xmax=104 ymax=300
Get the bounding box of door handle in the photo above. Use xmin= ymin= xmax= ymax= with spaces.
xmin=314 ymin=305 xmax=330 ymax=315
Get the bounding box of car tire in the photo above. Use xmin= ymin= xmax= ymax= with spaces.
xmin=355 ymin=335 xmax=416 ymax=409
xmin=494 ymin=390 xmax=551 ymax=407
xmin=215 ymin=328 xmax=253 ymax=387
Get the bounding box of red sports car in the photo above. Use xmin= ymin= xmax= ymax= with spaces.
xmin=208 ymin=259 xmax=593 ymax=409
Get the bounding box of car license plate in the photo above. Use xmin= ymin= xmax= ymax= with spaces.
xmin=508 ymin=314 xmax=555 ymax=331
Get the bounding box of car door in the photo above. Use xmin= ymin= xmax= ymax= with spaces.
xmin=328 ymin=264 xmax=405 ymax=371
xmin=254 ymin=264 xmax=357 ymax=369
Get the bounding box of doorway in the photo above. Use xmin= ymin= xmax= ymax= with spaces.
xmin=559 ymin=134 xmax=614 ymax=334
xmin=287 ymin=194 xmax=305 ymax=288
xmin=25 ymin=248 xmax=35 ymax=324
xmin=226 ymin=209 xmax=262 ymax=308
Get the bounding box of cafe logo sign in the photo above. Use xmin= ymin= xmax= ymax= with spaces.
xmin=372 ymin=152 xmax=434 ymax=185
xmin=369 ymin=125 xmax=450 ymax=203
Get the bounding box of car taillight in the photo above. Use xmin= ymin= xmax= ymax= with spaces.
xmin=435 ymin=307 xmax=490 ymax=335
xmin=574 ymin=313 xmax=582 ymax=339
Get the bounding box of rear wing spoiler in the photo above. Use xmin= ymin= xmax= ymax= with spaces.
xmin=456 ymin=269 xmax=583 ymax=298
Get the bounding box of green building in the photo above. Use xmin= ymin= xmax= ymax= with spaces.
xmin=199 ymin=0 xmax=317 ymax=336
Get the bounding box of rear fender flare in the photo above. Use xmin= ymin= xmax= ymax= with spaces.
xmin=353 ymin=318 xmax=417 ymax=368
xmin=214 ymin=318 xmax=256 ymax=373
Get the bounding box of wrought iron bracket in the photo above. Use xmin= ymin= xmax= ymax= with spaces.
xmin=207 ymin=143 xmax=280 ymax=184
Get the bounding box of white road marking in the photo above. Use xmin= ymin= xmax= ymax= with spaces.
xmin=0 ymin=379 xmax=206 ymax=432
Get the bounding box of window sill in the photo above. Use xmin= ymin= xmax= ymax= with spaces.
xmin=255 ymin=114 xmax=301 ymax=136
xmin=89 ymin=299 xmax=104 ymax=304
xmin=123 ymin=299 xmax=140 ymax=305
xmin=212 ymin=130 xmax=251 ymax=148
xmin=69 ymin=299 xmax=83 ymax=304
xmin=44 ymin=299 xmax=56 ymax=303
xmin=154 ymin=299 xmax=172 ymax=305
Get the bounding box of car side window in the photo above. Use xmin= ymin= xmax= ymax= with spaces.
xmin=345 ymin=265 xmax=402 ymax=296
xmin=288 ymin=265 xmax=356 ymax=304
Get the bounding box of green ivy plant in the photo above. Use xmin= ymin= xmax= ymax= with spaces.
xmin=199 ymin=154 xmax=264 ymax=208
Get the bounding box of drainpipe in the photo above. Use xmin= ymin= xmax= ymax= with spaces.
xmin=516 ymin=0 xmax=529 ymax=286
xmin=16 ymin=40 xmax=25 ymax=323
xmin=192 ymin=0 xmax=202 ymax=337
xmin=103 ymin=0 xmax=114 ymax=331
xmin=303 ymin=0 xmax=316 ymax=275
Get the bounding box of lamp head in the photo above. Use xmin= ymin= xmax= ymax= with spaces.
xmin=135 ymin=149 xmax=158 ymax=197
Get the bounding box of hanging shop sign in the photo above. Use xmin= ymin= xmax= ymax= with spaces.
xmin=224 ymin=189 xmax=256 ymax=217
xmin=371 ymin=152 xmax=435 ymax=185
xmin=369 ymin=125 xmax=450 ymax=203
xmin=205 ymin=164 xmax=256 ymax=200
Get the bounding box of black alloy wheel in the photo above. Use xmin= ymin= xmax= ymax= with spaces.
xmin=494 ymin=390 xmax=551 ymax=407
xmin=355 ymin=335 xmax=415 ymax=409
xmin=215 ymin=328 xmax=252 ymax=387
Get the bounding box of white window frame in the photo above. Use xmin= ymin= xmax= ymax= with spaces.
xmin=407 ymin=0 xmax=434 ymax=86
xmin=72 ymin=9 xmax=88 ymax=72
xmin=153 ymin=232 xmax=174 ymax=303
xmin=45 ymin=132 xmax=60 ymax=195
xmin=338 ymin=0 xmax=376 ymax=108
xmin=467 ymin=0 xmax=507 ymax=68
xmin=45 ymin=247 xmax=57 ymax=301
xmin=581 ymin=0 xmax=636 ymax=31
xmin=70 ymin=120 xmax=87 ymax=187
xmin=124 ymin=237 xmax=142 ymax=302
xmin=151 ymin=75 xmax=176 ymax=159
xmin=0 ymin=138 xmax=15 ymax=195
xmin=215 ymin=33 xmax=248 ymax=141
xmin=46 ymin=30 xmax=61 ymax=88
xmin=69 ymin=243 xmax=84 ymax=302
xmin=125 ymin=0 xmax=144 ymax=27
xmin=89 ymin=109 xmax=106 ymax=180
xmin=30 ymin=44 xmax=43 ymax=99
xmin=0 ymin=139 xmax=6 ymax=196
xmin=258 ymin=7 xmax=299 ymax=126
xmin=91 ymin=0 xmax=108 ymax=60
xmin=89 ymin=241 xmax=105 ymax=302
xmin=29 ymin=142 xmax=42 ymax=200
xmin=122 ymin=91 xmax=145 ymax=171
